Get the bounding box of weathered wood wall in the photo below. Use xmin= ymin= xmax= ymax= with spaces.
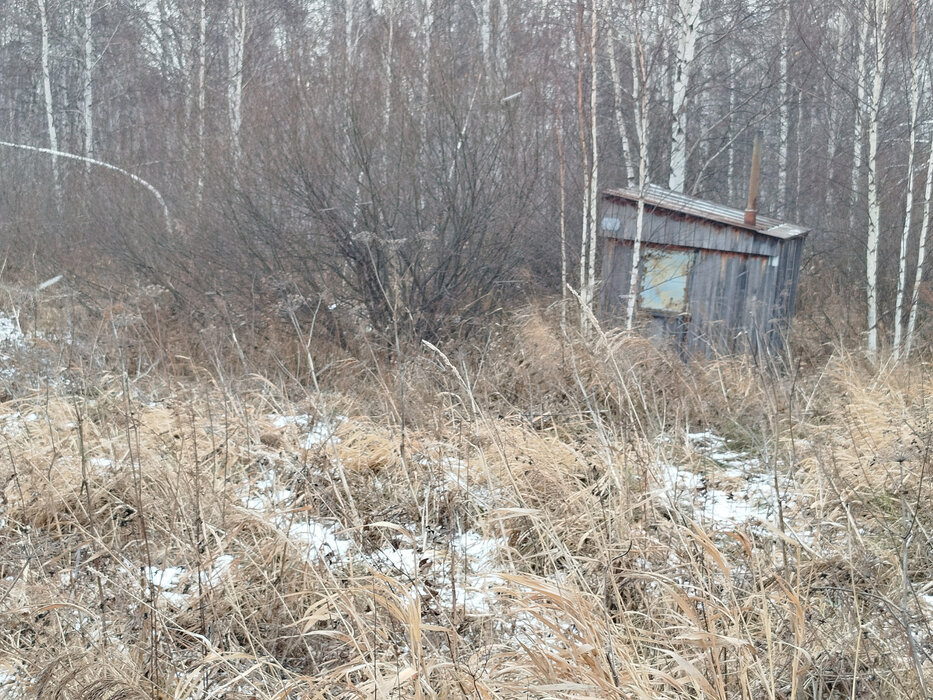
xmin=599 ymin=198 xmax=805 ymax=357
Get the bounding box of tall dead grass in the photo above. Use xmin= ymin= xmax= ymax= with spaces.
xmin=0 ymin=298 xmax=931 ymax=698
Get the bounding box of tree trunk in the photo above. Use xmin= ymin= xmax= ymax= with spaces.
xmin=865 ymin=0 xmax=888 ymax=359
xmin=481 ymin=0 xmax=492 ymax=76
xmin=38 ymin=0 xmax=61 ymax=205
xmin=608 ymin=35 xmax=633 ymax=186
xmin=196 ymin=0 xmax=207 ymax=207
xmin=228 ymin=0 xmax=245 ymax=169
xmin=905 ymin=133 xmax=933 ymax=359
xmin=83 ymin=0 xmax=94 ymax=169
xmin=585 ymin=0 xmax=599 ymax=316
xmin=575 ymin=0 xmax=591 ymax=325
xmin=668 ymin=0 xmax=702 ymax=193
xmin=558 ymin=116 xmax=568 ymax=330
xmin=626 ymin=23 xmax=649 ymax=331
xmin=850 ymin=9 xmax=869 ymax=233
xmin=893 ymin=1 xmax=918 ymax=361
xmin=824 ymin=13 xmax=845 ymax=213
xmin=777 ymin=3 xmax=789 ymax=211
xmin=497 ymin=0 xmax=508 ymax=79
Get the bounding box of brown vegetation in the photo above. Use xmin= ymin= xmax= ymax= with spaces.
xmin=0 ymin=291 xmax=930 ymax=699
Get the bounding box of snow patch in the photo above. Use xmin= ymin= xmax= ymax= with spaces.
xmin=657 ymin=432 xmax=805 ymax=542
xmin=268 ymin=413 xmax=346 ymax=449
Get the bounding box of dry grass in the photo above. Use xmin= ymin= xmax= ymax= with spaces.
xmin=0 ymin=299 xmax=932 ymax=699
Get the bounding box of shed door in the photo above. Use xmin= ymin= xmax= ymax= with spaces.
xmin=639 ymin=248 xmax=695 ymax=313
xmin=638 ymin=247 xmax=696 ymax=350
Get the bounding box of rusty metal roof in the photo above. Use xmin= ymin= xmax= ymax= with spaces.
xmin=602 ymin=184 xmax=809 ymax=240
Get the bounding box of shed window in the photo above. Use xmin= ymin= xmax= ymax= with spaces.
xmin=639 ymin=248 xmax=694 ymax=313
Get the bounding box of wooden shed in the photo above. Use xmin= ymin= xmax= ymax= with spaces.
xmin=599 ymin=184 xmax=808 ymax=356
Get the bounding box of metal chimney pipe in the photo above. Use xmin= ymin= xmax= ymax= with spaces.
xmin=744 ymin=135 xmax=761 ymax=227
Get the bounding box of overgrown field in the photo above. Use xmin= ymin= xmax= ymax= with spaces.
xmin=0 ymin=290 xmax=932 ymax=699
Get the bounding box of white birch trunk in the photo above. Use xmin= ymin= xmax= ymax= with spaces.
xmin=496 ymin=0 xmax=508 ymax=79
xmin=893 ymin=3 xmax=918 ymax=361
xmin=575 ymin=1 xmax=591 ymax=322
xmin=481 ymin=0 xmax=492 ymax=76
xmin=865 ymin=0 xmax=888 ymax=359
xmin=630 ymin=38 xmax=649 ymax=178
xmin=558 ymin=118 xmax=568 ymax=330
xmin=668 ymin=0 xmax=702 ymax=193
xmin=585 ymin=0 xmax=599 ymax=313
xmin=421 ymin=0 xmax=433 ymax=97
xmin=227 ymin=0 xmax=245 ymax=169
xmin=792 ymin=88 xmax=805 ymax=219
xmin=196 ymin=0 xmax=207 ymax=206
xmin=727 ymin=44 xmax=736 ymax=202
xmin=608 ymin=36 xmax=633 ymax=186
xmin=38 ymin=0 xmax=61 ymax=203
xmin=383 ymin=7 xmax=394 ymax=141
xmin=851 ymin=10 xmax=869 ymax=232
xmin=83 ymin=0 xmax=94 ymax=169
xmin=777 ymin=3 xmax=789 ymax=209
xmin=626 ymin=29 xmax=649 ymax=330
xmin=824 ymin=14 xmax=845 ymax=212
xmin=905 ymin=133 xmax=933 ymax=359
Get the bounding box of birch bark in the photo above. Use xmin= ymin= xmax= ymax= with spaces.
xmin=575 ymin=1 xmax=591 ymax=324
xmin=668 ymin=0 xmax=702 ymax=193
xmin=777 ymin=3 xmax=789 ymax=209
xmin=865 ymin=0 xmax=888 ymax=358
xmin=496 ymin=0 xmax=508 ymax=79
xmin=83 ymin=0 xmax=94 ymax=169
xmin=626 ymin=19 xmax=649 ymax=330
xmin=905 ymin=133 xmax=933 ymax=359
xmin=850 ymin=10 xmax=869 ymax=232
xmin=608 ymin=36 xmax=633 ymax=186
xmin=481 ymin=0 xmax=492 ymax=76
xmin=557 ymin=117 xmax=568 ymax=330
xmin=196 ymin=0 xmax=207 ymax=207
xmin=228 ymin=0 xmax=245 ymax=169
xmin=893 ymin=1 xmax=918 ymax=361
xmin=585 ymin=0 xmax=599 ymax=316
xmin=38 ymin=0 xmax=61 ymax=204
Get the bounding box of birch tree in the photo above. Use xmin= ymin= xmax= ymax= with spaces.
xmin=668 ymin=0 xmax=703 ymax=193
xmin=777 ymin=3 xmax=790 ymax=208
xmin=585 ymin=0 xmax=600 ymax=317
xmin=905 ymin=124 xmax=933 ymax=359
xmin=865 ymin=0 xmax=888 ymax=358
xmin=626 ymin=8 xmax=650 ymax=331
xmin=227 ymin=0 xmax=246 ymax=169
xmin=851 ymin=8 xmax=870 ymax=232
xmin=38 ymin=0 xmax=61 ymax=204
xmin=557 ymin=115 xmax=568 ymax=329
xmin=83 ymin=0 xmax=94 ymax=168
xmin=893 ymin=0 xmax=919 ymax=361
xmin=608 ymin=35 xmax=633 ymax=186
xmin=575 ymin=0 xmax=593 ymax=325
xmin=196 ymin=0 xmax=207 ymax=205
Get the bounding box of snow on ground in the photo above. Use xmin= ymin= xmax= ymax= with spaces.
xmin=239 ymin=424 xmax=511 ymax=616
xmin=656 ymin=431 xmax=807 ymax=542
xmin=268 ymin=413 xmax=346 ymax=449
xmin=0 ymin=411 xmax=39 ymax=437
xmin=143 ymin=555 xmax=236 ymax=610
xmin=0 ymin=312 xmax=25 ymax=380
xmin=0 ymin=314 xmax=24 ymax=348
xmin=0 ymin=667 xmax=26 ymax=700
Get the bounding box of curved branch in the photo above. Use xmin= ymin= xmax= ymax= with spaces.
xmin=0 ymin=140 xmax=173 ymax=236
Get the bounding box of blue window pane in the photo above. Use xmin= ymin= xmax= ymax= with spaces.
xmin=639 ymin=249 xmax=693 ymax=313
